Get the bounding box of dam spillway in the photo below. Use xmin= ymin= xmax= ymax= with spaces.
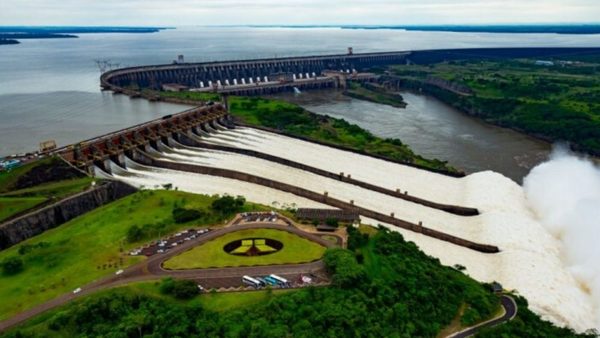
xmin=77 ymin=116 xmax=595 ymax=330
xmin=53 ymin=96 xmax=597 ymax=329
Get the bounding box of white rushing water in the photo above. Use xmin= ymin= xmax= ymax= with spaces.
xmin=105 ymin=126 xmax=597 ymax=331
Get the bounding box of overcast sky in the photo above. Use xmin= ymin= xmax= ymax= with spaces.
xmin=1 ymin=0 xmax=599 ymax=26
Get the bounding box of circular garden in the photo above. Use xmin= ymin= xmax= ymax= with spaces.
xmin=162 ymin=228 xmax=326 ymax=269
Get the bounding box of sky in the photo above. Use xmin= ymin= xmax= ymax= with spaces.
xmin=0 ymin=0 xmax=599 ymax=26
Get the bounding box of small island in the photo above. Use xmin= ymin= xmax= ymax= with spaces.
xmin=0 ymin=39 xmax=19 ymax=45
xmin=0 ymin=26 xmax=167 ymax=45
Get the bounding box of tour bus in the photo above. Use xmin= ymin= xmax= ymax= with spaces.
xmin=270 ymin=274 xmax=289 ymax=287
xmin=263 ymin=276 xmax=279 ymax=286
xmin=242 ymin=275 xmax=262 ymax=288
xmin=255 ymin=277 xmax=268 ymax=287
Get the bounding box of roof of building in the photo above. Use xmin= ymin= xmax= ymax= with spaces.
xmin=296 ymin=208 xmax=360 ymax=222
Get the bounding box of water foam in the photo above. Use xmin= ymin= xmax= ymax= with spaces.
xmin=524 ymin=146 xmax=600 ymax=329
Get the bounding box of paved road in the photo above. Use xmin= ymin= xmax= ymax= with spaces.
xmin=0 ymin=222 xmax=337 ymax=333
xmin=448 ymin=295 xmax=518 ymax=338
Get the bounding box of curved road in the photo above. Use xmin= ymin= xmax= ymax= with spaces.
xmin=0 ymin=223 xmax=336 ymax=333
xmin=448 ymin=295 xmax=518 ymax=338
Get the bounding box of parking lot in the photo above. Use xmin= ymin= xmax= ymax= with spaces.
xmin=129 ymin=228 xmax=212 ymax=257
xmin=233 ymin=211 xmax=292 ymax=226
xmin=194 ymin=272 xmax=329 ymax=291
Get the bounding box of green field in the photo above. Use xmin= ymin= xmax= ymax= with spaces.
xmin=163 ymin=228 xmax=326 ymax=269
xmin=0 ymin=197 xmax=46 ymax=221
xmin=0 ymin=190 xmax=264 ymax=321
xmin=0 ymin=157 xmax=94 ymax=222
xmin=388 ymin=57 xmax=600 ymax=155
xmin=125 ymin=281 xmax=292 ymax=312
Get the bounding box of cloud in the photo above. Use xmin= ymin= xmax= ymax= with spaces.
xmin=0 ymin=0 xmax=599 ymax=26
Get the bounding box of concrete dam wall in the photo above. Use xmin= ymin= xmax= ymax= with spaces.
xmin=101 ymin=51 xmax=409 ymax=91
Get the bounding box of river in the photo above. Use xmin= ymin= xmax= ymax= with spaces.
xmin=273 ymin=90 xmax=551 ymax=182
xmin=1 ymin=26 xmax=598 ymax=178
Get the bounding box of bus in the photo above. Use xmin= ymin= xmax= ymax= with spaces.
xmin=270 ymin=274 xmax=289 ymax=287
xmin=263 ymin=276 xmax=279 ymax=286
xmin=255 ymin=277 xmax=268 ymax=287
xmin=242 ymin=275 xmax=262 ymax=288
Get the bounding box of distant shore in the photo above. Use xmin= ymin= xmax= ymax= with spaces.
xmin=245 ymin=24 xmax=600 ymax=35
xmin=0 ymin=39 xmax=19 ymax=45
xmin=0 ymin=26 xmax=167 ymax=45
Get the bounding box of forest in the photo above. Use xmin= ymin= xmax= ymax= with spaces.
xmin=4 ymin=226 xmax=591 ymax=337
xmin=389 ymin=57 xmax=600 ymax=155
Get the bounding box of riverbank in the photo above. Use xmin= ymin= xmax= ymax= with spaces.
xmin=343 ymin=82 xmax=407 ymax=108
xmin=0 ymin=26 xmax=165 ymax=45
xmin=384 ymin=57 xmax=600 ymax=157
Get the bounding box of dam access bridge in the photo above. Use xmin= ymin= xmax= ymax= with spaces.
xmin=100 ymin=48 xmax=409 ymax=96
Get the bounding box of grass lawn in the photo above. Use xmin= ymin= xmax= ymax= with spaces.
xmin=128 ymin=280 xmax=294 ymax=311
xmin=0 ymin=177 xmax=94 ymax=199
xmin=163 ymin=228 xmax=326 ymax=269
xmin=0 ymin=190 xmax=263 ymax=321
xmin=0 ymin=197 xmax=47 ymax=222
xmin=0 ymin=156 xmax=94 ymax=221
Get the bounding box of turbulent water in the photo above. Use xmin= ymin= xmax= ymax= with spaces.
xmin=103 ymin=125 xmax=597 ymax=331
xmin=524 ymin=146 xmax=600 ymax=329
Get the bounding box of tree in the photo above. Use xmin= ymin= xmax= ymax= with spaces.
xmin=172 ymin=207 xmax=205 ymax=223
xmin=126 ymin=225 xmax=144 ymax=243
xmin=2 ymin=256 xmax=24 ymax=275
xmin=325 ymin=218 xmax=339 ymax=228
xmin=211 ymin=195 xmax=245 ymax=214
xmin=323 ymin=248 xmax=366 ymax=288
xmin=159 ymin=278 xmax=198 ymax=299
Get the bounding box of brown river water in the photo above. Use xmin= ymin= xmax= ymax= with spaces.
xmin=273 ymin=89 xmax=552 ymax=183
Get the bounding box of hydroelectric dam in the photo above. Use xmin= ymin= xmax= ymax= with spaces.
xmin=58 ymin=49 xmax=508 ymax=254
xmin=28 ymin=48 xmax=600 ymax=332
xmin=100 ymin=48 xmax=408 ymax=96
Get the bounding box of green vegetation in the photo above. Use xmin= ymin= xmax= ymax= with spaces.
xmin=478 ymin=295 xmax=598 ymax=338
xmin=0 ymin=190 xmax=264 ymax=321
xmin=0 ymin=197 xmax=46 ymax=221
xmin=156 ymin=91 xmax=455 ymax=172
xmin=211 ymin=195 xmax=246 ymax=214
xmin=158 ymin=90 xmax=220 ymax=102
xmin=389 ymin=57 xmax=600 ymax=155
xmin=158 ymin=278 xmax=199 ymax=299
xmin=6 ymin=227 xmax=525 ymax=337
xmin=172 ymin=207 xmax=206 ymax=224
xmin=163 ymin=228 xmax=326 ymax=269
xmin=1 ymin=256 xmax=24 ymax=275
xmin=345 ymin=81 xmax=407 ymax=108
xmin=0 ymin=157 xmax=93 ymax=222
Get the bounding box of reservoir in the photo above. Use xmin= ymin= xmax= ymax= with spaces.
xmin=1 ymin=26 xmax=595 ymax=178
